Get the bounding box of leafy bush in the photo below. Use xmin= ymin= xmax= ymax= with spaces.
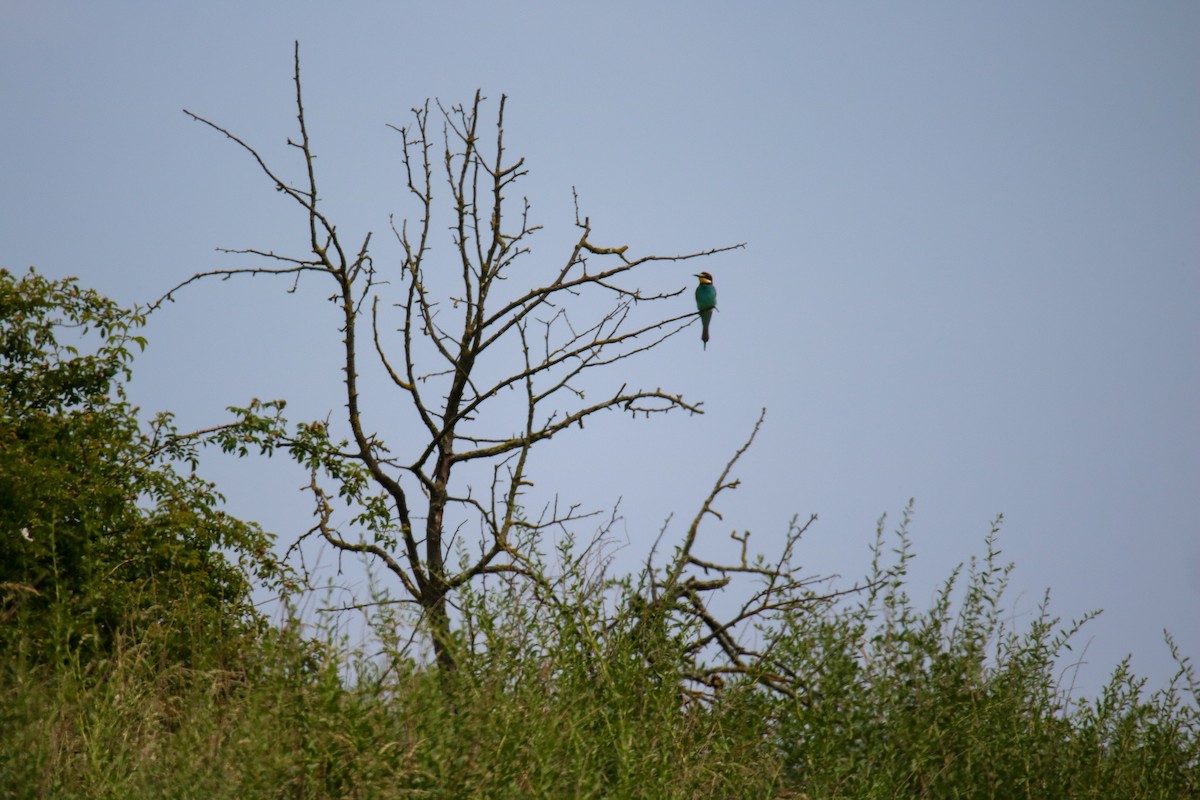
xmin=770 ymin=504 xmax=1200 ymax=798
xmin=0 ymin=267 xmax=281 ymax=667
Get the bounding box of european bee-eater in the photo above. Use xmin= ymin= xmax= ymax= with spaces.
xmin=694 ymin=272 xmax=717 ymax=349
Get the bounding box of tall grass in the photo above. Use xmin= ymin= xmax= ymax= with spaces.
xmin=3 ymin=511 xmax=1196 ymax=798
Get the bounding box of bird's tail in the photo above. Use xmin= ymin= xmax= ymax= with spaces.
xmin=700 ymin=310 xmax=711 ymax=350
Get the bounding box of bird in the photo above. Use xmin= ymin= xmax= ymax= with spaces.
xmin=694 ymin=272 xmax=717 ymax=349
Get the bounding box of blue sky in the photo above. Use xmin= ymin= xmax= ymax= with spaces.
xmin=3 ymin=2 xmax=1197 ymax=694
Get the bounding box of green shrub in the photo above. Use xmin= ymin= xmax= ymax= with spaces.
xmin=770 ymin=504 xmax=1199 ymax=798
xmin=1 ymin=267 xmax=282 ymax=667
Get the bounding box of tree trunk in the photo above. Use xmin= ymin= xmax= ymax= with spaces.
xmin=425 ymin=446 xmax=456 ymax=675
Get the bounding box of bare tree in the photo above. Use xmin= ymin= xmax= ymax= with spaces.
xmin=156 ymin=44 xmax=742 ymax=674
xmin=620 ymin=409 xmax=879 ymax=700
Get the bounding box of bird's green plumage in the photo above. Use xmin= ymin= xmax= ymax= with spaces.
xmin=694 ymin=273 xmax=717 ymax=350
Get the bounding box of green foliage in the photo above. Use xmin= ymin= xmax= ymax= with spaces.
xmin=0 ymin=267 xmax=281 ymax=666
xmin=1 ymin=508 xmax=1197 ymax=797
xmin=771 ymin=503 xmax=1200 ymax=798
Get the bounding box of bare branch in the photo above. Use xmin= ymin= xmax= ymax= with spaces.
xmin=452 ymin=387 xmax=703 ymax=465
xmin=149 ymin=263 xmax=324 ymax=312
xmin=666 ymin=409 xmax=768 ymax=591
xmin=304 ymin=468 xmax=420 ymax=601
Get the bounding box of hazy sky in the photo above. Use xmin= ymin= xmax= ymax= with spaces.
xmin=3 ymin=2 xmax=1197 ymax=694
